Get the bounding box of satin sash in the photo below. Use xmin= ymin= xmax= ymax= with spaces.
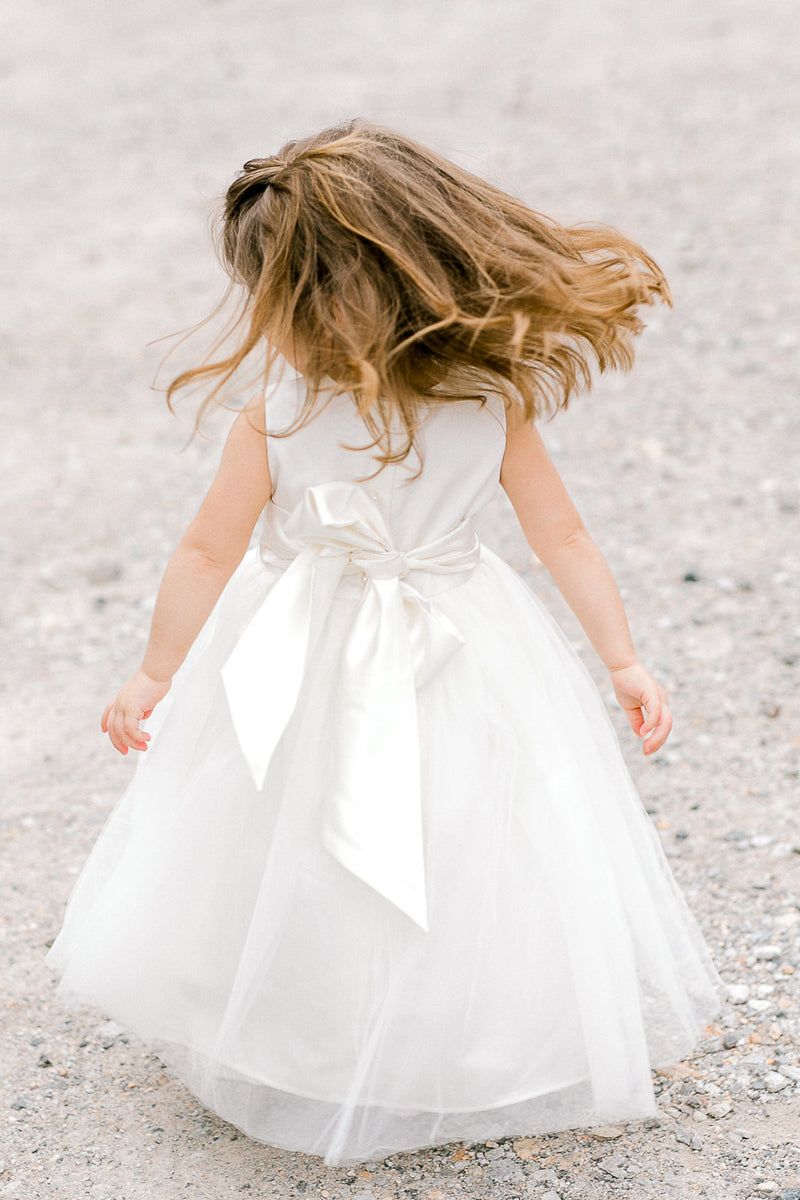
xmin=221 ymin=482 xmax=481 ymax=930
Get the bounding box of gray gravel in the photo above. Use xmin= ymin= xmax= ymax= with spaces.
xmin=2 ymin=0 xmax=799 ymax=1197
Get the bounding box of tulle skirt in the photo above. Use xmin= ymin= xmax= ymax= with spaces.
xmin=46 ymin=545 xmax=724 ymax=1165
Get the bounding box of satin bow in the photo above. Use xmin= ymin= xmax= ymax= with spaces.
xmin=221 ymin=482 xmax=481 ymax=931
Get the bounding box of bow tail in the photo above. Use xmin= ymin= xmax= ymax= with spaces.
xmin=323 ymin=577 xmax=429 ymax=931
xmin=221 ymin=551 xmax=344 ymax=789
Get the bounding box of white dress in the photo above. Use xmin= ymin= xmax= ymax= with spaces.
xmin=46 ymin=364 xmax=724 ymax=1166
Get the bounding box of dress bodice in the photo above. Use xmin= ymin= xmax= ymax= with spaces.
xmin=261 ymin=362 xmax=508 ymax=553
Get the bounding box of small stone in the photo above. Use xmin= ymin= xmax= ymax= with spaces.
xmin=779 ymin=1065 xmax=800 ymax=1082
xmin=754 ymin=1184 xmax=779 ymax=1194
xmin=539 ymin=1192 xmax=562 ymax=1200
xmin=723 ymin=1031 xmax=741 ymax=1048
xmin=763 ymin=1072 xmax=789 ymax=1092
xmin=96 ymin=1020 xmax=128 ymax=1049
xmin=748 ymin=999 xmax=772 ymax=1013
xmin=10 ymin=1097 xmax=29 ymax=1110
xmin=482 ymin=1160 xmax=524 ymax=1185
xmin=36 ymin=1053 xmax=52 ymax=1068
xmin=674 ymin=1127 xmax=703 ymax=1151
xmin=512 ymin=1136 xmax=541 ymax=1160
xmin=528 ymin=1168 xmax=559 ymax=1185
xmin=591 ymin=1124 xmax=625 ymax=1139
xmin=754 ymin=945 xmax=780 ymax=961
xmin=727 ymin=984 xmax=750 ymax=1005
xmin=598 ymin=1161 xmax=627 ymax=1180
xmin=655 ymin=1062 xmax=694 ymax=1080
xmin=708 ymin=1100 xmax=733 ymax=1119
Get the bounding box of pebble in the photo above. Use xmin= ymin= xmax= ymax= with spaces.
xmin=708 ymin=1099 xmax=734 ymax=1119
xmin=754 ymin=945 xmax=781 ymax=961
xmin=481 ymin=1160 xmax=524 ymax=1185
xmin=674 ymin=1127 xmax=703 ymax=1151
xmin=590 ymin=1125 xmax=625 ymax=1140
xmin=527 ymin=1168 xmax=559 ymax=1185
xmin=748 ymin=999 xmax=773 ymax=1013
xmin=597 ymin=1157 xmax=627 ymax=1180
xmin=728 ymin=984 xmax=751 ymax=1004
xmin=513 ymin=1137 xmax=541 ymax=1160
xmin=95 ymin=1020 xmax=128 ymax=1049
xmin=763 ymin=1072 xmax=790 ymax=1093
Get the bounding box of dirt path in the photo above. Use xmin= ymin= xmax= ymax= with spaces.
xmin=2 ymin=1 xmax=799 ymax=1196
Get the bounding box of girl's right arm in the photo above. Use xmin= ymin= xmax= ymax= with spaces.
xmin=499 ymin=409 xmax=672 ymax=755
xmin=102 ymin=397 xmax=271 ymax=756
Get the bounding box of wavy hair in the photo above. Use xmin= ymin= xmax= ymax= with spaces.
xmin=168 ymin=120 xmax=671 ymax=466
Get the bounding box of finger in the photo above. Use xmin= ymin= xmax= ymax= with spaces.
xmin=643 ymin=705 xmax=673 ymax=754
xmin=104 ymin=707 xmax=121 ymax=752
xmin=111 ymin=711 xmax=131 ymax=755
xmin=106 ymin=705 xmax=130 ymax=754
xmin=124 ymin=711 xmax=151 ymax=752
xmin=639 ymin=691 xmax=661 ymax=735
xmin=122 ymin=714 xmax=147 ymax=752
xmin=625 ymin=706 xmax=645 ymax=736
xmin=101 ymin=703 xmax=112 ymax=732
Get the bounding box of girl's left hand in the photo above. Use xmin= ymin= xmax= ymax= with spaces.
xmin=101 ymin=669 xmax=172 ymax=755
xmin=609 ymin=662 xmax=672 ymax=755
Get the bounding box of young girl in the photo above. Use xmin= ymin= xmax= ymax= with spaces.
xmin=46 ymin=120 xmax=724 ymax=1167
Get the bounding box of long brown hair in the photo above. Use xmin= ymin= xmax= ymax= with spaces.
xmin=168 ymin=120 xmax=671 ymax=466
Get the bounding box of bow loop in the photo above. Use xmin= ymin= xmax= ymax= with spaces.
xmin=221 ymin=482 xmax=480 ymax=930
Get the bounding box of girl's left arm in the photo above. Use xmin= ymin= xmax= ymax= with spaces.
xmin=102 ymin=398 xmax=271 ymax=755
xmin=500 ymin=409 xmax=672 ymax=755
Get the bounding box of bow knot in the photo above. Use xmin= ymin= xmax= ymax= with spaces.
xmin=349 ymin=548 xmax=410 ymax=581
xmin=221 ymin=482 xmax=480 ymax=931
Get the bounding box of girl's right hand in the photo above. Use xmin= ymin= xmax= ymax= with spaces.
xmin=101 ymin=669 xmax=172 ymax=755
xmin=609 ymin=662 xmax=672 ymax=756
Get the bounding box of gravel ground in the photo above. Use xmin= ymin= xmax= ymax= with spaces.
xmin=2 ymin=0 xmax=799 ymax=1197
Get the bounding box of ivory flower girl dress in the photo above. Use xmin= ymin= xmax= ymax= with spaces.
xmin=47 ymin=363 xmax=724 ymax=1165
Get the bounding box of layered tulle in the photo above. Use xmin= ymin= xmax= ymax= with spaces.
xmin=46 ymin=542 xmax=724 ymax=1165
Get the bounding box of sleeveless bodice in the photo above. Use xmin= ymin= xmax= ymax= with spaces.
xmin=261 ymin=364 xmax=507 ymax=552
